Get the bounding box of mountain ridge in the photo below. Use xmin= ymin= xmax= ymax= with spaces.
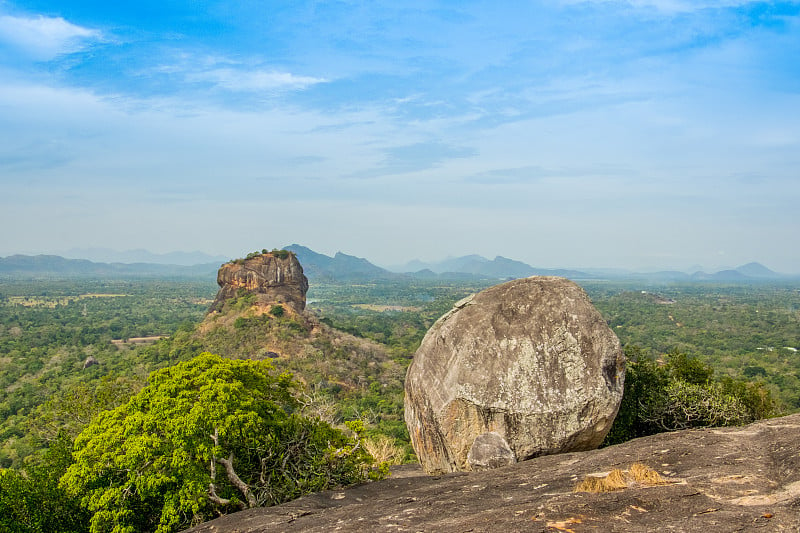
xmin=0 ymin=248 xmax=794 ymax=282
xmin=58 ymin=248 xmax=229 ymax=266
xmin=0 ymin=254 xmax=221 ymax=278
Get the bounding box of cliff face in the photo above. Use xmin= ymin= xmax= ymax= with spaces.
xmin=210 ymin=252 xmax=309 ymax=313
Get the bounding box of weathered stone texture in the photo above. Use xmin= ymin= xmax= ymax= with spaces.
xmin=211 ymin=253 xmax=309 ymax=312
xmin=185 ymin=413 xmax=800 ymax=533
xmin=404 ymin=276 xmax=624 ymax=474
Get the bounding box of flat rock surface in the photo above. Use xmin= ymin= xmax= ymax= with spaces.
xmin=185 ymin=413 xmax=800 ymax=532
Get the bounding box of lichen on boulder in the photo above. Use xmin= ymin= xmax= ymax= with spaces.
xmin=404 ymin=276 xmax=625 ymax=474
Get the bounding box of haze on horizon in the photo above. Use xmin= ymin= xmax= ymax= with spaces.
xmin=1 ymin=1 xmax=798 ymax=273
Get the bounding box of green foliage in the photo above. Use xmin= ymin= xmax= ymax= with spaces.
xmin=603 ymin=347 xmax=669 ymax=444
xmin=587 ymin=281 xmax=800 ymax=408
xmin=236 ymin=249 xmax=291 ymax=261
xmin=716 ymin=375 xmax=776 ymax=421
xmin=646 ymin=380 xmax=751 ymax=430
xmin=664 ymin=348 xmax=714 ymax=385
xmin=31 ymin=376 xmax=142 ymax=444
xmin=269 ymin=304 xmax=284 ymax=317
xmin=604 ymin=346 xmax=777 ymax=445
xmin=0 ymin=279 xmax=215 ymax=467
xmin=60 ymin=353 xmax=378 ymax=533
xmin=0 ymin=434 xmax=89 ymax=533
xmin=743 ymin=365 xmax=767 ymax=378
xmin=309 ymin=278 xmax=490 ymax=359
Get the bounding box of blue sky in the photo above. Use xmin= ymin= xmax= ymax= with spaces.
xmin=1 ymin=1 xmax=798 ymax=272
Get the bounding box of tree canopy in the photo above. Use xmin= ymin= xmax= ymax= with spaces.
xmin=604 ymin=346 xmax=776 ymax=445
xmin=0 ymin=434 xmax=88 ymax=533
xmin=60 ymin=353 xmax=377 ymax=533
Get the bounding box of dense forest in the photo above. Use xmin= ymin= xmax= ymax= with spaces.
xmin=1 ymin=274 xmax=798 ymax=531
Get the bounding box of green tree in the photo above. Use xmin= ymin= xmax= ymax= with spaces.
xmin=60 ymin=353 xmax=378 ymax=533
xmin=602 ymin=346 xmax=670 ymax=444
xmin=664 ymin=348 xmax=713 ymax=385
xmin=604 ymin=346 xmax=777 ymax=445
xmin=0 ymin=434 xmax=89 ymax=533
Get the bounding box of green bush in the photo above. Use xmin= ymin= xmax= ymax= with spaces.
xmin=0 ymin=434 xmax=88 ymax=533
xmin=644 ymin=380 xmax=750 ymax=430
xmin=664 ymin=348 xmax=713 ymax=385
xmin=60 ymin=353 xmax=379 ymax=533
xmin=604 ymin=346 xmax=777 ymax=445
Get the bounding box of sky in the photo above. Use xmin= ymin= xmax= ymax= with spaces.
xmin=0 ymin=1 xmax=798 ymax=272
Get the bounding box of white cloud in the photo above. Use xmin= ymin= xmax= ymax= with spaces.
xmin=189 ymin=68 xmax=328 ymax=92
xmin=0 ymin=13 xmax=101 ymax=60
xmin=558 ymin=0 xmax=759 ymax=13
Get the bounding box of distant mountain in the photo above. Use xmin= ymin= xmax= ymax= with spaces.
xmin=688 ymin=263 xmax=786 ymax=282
xmin=283 ymin=245 xmax=392 ymax=280
xmin=396 ymin=254 xmax=595 ymax=280
xmin=394 ymin=255 xmax=486 ymax=274
xmin=2 ymin=249 xmax=793 ymax=284
xmin=59 ymin=248 xmax=229 ymax=266
xmin=0 ymin=255 xmax=219 ymax=279
xmin=437 ymin=255 xmax=490 ymax=273
xmin=630 ymin=270 xmax=695 ymax=282
xmin=734 ymin=262 xmax=780 ymax=278
xmin=691 ymin=269 xmax=748 ymax=281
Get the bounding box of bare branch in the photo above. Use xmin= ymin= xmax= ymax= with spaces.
xmin=219 ymin=454 xmax=258 ymax=508
xmin=207 ymin=485 xmax=233 ymax=507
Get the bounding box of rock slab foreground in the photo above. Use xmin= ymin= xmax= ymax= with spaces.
xmin=186 ymin=413 xmax=800 ymax=532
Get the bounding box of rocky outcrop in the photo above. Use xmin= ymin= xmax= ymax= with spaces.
xmin=404 ymin=276 xmax=625 ymax=474
xmin=210 ymin=252 xmax=309 ymax=313
xmin=184 ymin=413 xmax=800 ymax=532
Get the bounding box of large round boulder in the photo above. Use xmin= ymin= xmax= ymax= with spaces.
xmin=404 ymin=276 xmax=624 ymax=474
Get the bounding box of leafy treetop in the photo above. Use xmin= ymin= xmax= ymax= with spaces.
xmin=60 ymin=352 xmax=378 ymax=533
xmin=228 ymin=249 xmax=293 ymax=264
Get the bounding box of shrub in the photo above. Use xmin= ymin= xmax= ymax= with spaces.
xmin=60 ymin=353 xmax=379 ymax=533
xmin=604 ymin=346 xmax=776 ymax=445
xmin=0 ymin=434 xmax=88 ymax=533
xmin=643 ymin=380 xmax=751 ymax=430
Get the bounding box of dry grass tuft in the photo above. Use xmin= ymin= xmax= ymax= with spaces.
xmin=628 ymin=462 xmax=668 ymax=485
xmin=574 ymin=463 xmax=668 ymax=493
xmin=604 ymin=468 xmax=630 ymax=490
xmin=363 ymin=435 xmax=405 ymax=465
xmin=573 ymin=476 xmax=608 ymax=493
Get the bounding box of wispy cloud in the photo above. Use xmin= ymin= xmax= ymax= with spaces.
xmin=465 ymin=166 xmax=584 ymax=185
xmin=348 ymin=142 xmax=477 ymax=178
xmin=0 ymin=13 xmax=101 ymax=60
xmin=189 ymin=68 xmax=328 ymax=92
xmin=558 ymin=0 xmax=760 ymax=13
xmin=145 ymin=53 xmax=329 ymax=97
